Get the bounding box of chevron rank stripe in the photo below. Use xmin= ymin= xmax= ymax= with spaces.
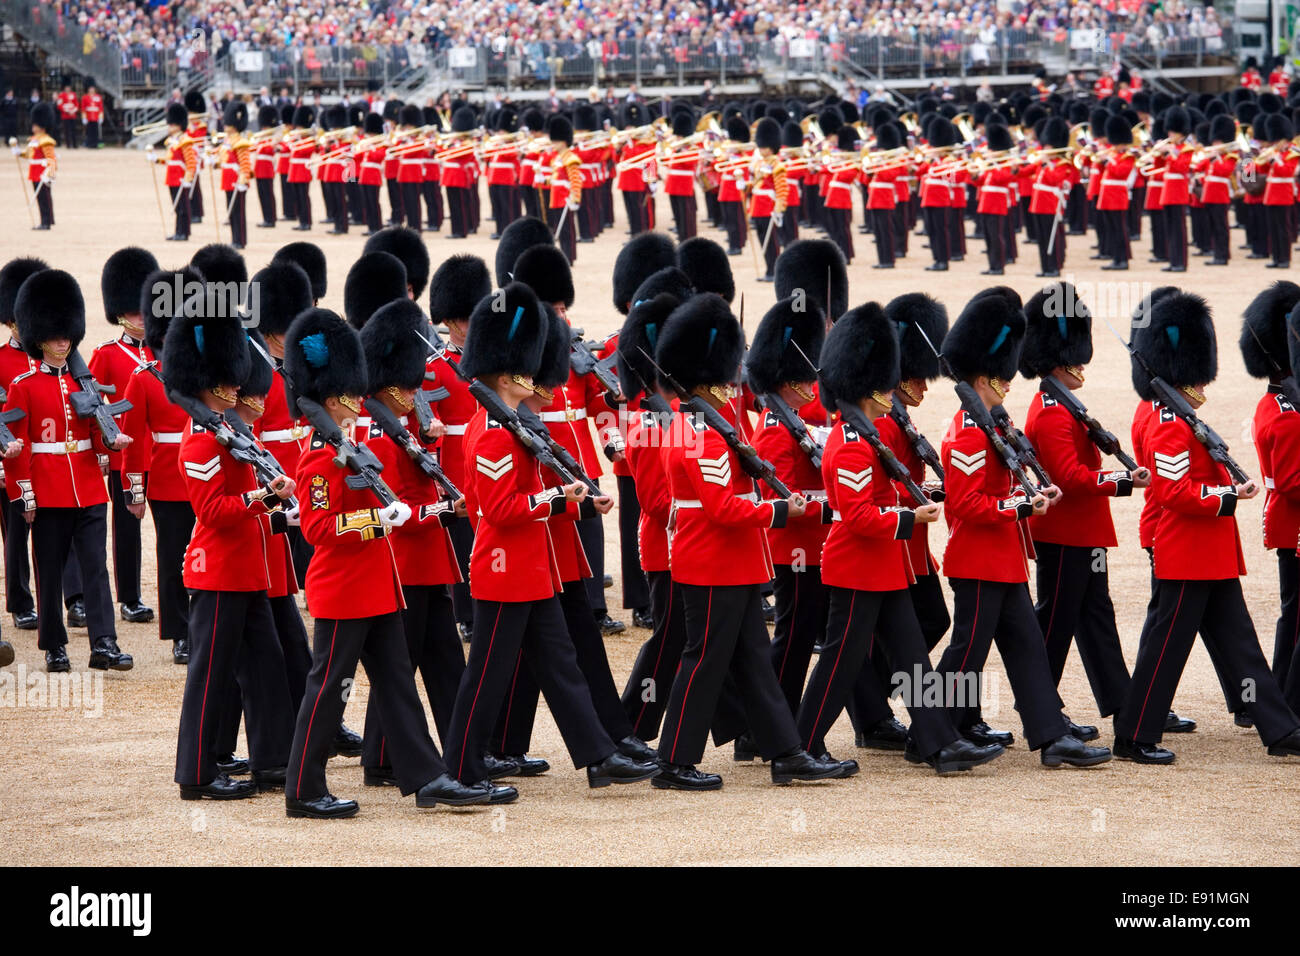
xmin=183 ymin=455 xmax=221 ymax=482
xmin=698 ymin=452 xmax=732 ymax=487
xmin=836 ymin=466 xmax=872 ymax=493
xmin=950 ymin=448 xmax=987 ymax=476
xmin=476 ymin=453 xmax=514 ymax=481
xmin=1154 ymin=450 xmax=1190 ymax=481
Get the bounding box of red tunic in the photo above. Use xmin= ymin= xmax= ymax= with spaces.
xmin=121 ymin=366 xmax=190 ymax=503
xmin=1252 ymin=388 xmax=1300 ymax=551
xmin=252 ymin=366 xmax=308 ymax=483
xmin=624 ymin=406 xmax=672 ymax=574
xmin=752 ymin=408 xmax=828 ymax=566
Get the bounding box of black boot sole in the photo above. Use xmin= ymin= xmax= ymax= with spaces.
xmin=1042 ymin=750 xmax=1112 ymax=768
xmin=286 ymin=803 xmax=359 ymax=818
xmin=88 ymin=656 xmax=133 ymax=671
xmin=588 ymin=765 xmax=661 ymax=788
xmin=934 ymin=746 xmax=1004 ymax=775
xmin=180 ymin=786 xmax=256 ymax=801
xmin=416 ymin=791 xmax=492 ymax=808
xmin=651 ymin=775 xmax=722 ymax=791
xmin=772 ymin=766 xmax=842 ymax=784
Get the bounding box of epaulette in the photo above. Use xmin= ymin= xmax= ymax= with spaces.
xmin=961 ymin=411 xmax=977 ymax=429
xmin=368 ymin=422 xmax=384 ymax=439
xmin=309 ymin=432 xmax=327 ymax=450
xmin=10 ymin=369 xmax=35 ymax=385
xmin=763 ymin=411 xmax=779 ymax=428
xmin=96 ymin=338 xmax=115 ymax=350
xmin=1158 ymin=406 xmax=1176 ymax=423
xmin=843 ymin=424 xmax=860 ymax=442
xmin=1041 ymin=393 xmax=1058 ymax=408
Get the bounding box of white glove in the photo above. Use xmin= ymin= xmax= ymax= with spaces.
xmin=39 ymin=173 xmax=52 ymax=184
xmin=566 ymin=199 xmax=580 ymax=211
xmin=10 ymin=146 xmax=20 ymax=156
xmin=772 ymin=211 xmax=784 ymax=226
xmin=236 ymin=182 xmax=249 ymax=192
xmin=647 ymin=181 xmax=659 ymax=195
xmin=285 ymin=504 xmax=300 ymax=527
xmin=379 ymin=501 xmax=412 ymax=527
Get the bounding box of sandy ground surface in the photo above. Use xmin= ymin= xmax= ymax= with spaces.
xmin=1 ymin=148 xmax=1298 ymax=866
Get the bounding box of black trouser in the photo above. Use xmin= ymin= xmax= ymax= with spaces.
xmin=491 ymin=579 xmax=633 ymax=754
xmin=444 ymin=595 xmax=614 ymax=785
xmin=783 ymin=204 xmax=800 ymax=245
xmin=521 ymin=183 xmax=541 ymax=220
xmin=1274 ymin=549 xmax=1299 ymax=690
xmin=752 ymin=216 xmax=780 ymax=276
xmin=1021 ymin=196 xmax=1036 ymax=242
xmin=576 ymin=492 xmax=605 ymax=616
xmin=948 ymin=200 xmax=966 ymax=257
xmin=189 ymin=175 xmax=203 ymax=219
xmin=85 ymin=120 xmax=100 ymax=149
xmin=801 ymin=586 xmax=960 ymax=759
xmin=447 ymin=185 xmax=471 ymax=238
xmin=32 ymin=505 xmax=115 ymax=652
xmin=770 ymin=564 xmax=827 ymax=715
xmin=287 ymin=611 xmax=447 ymax=800
xmin=1102 ymin=208 xmax=1130 ymax=264
xmin=616 ymin=474 xmax=649 ymax=611
xmin=363 ymin=584 xmax=464 ymax=766
xmin=489 ymin=183 xmax=517 ymax=235
xmin=870 ymin=207 xmax=894 ymax=265
xmin=321 ymin=178 xmax=336 ymax=223
xmin=168 ymin=185 xmax=190 ymax=237
xmin=362 ymin=183 xmax=382 ymax=232
xmin=922 ymin=205 xmax=948 ymax=264
xmin=981 ymin=212 xmax=1005 ymax=270
xmin=669 ymin=193 xmax=696 ymax=239
xmin=385 ymin=178 xmax=402 ymax=223
xmin=933 ymin=578 xmax=1069 ymax=750
xmin=1248 ymin=203 xmax=1269 ymax=256
xmin=623 ymin=189 xmax=648 ymax=235
xmin=1149 ymin=202 xmax=1167 ymax=259
xmin=280 ymin=173 xmax=296 ymax=219
xmin=1267 ymin=204 xmax=1292 ymax=266
xmin=287 ymin=525 xmax=312 ymax=589
xmin=893 ymin=204 xmax=908 ymax=256
xmin=255 ymin=176 xmax=276 ymax=224
xmin=401 ymin=181 xmax=422 ymax=232
xmin=1033 ymin=542 xmax=1131 ymax=718
xmin=720 ymin=199 xmax=745 ymax=251
xmin=426 ymin=181 xmax=444 ymax=229
xmin=5 ymin=498 xmax=81 ymax=615
xmin=294 ymin=181 xmax=311 ymax=226
xmin=175 ymin=588 xmax=293 ymax=785
xmin=148 ymin=498 xmax=194 ymax=642
xmin=826 ymin=206 xmax=853 ymax=262
xmin=1031 ymin=211 xmax=1063 ymax=273
xmin=657 ymin=583 xmax=801 ymax=766
xmin=622 ymin=570 xmax=688 ymax=741
xmin=348 ymin=181 xmax=365 ymax=223
xmin=578 ymin=192 xmax=597 ymax=241
xmin=1190 ymin=204 xmax=1209 ymax=252
xmin=329 ymin=182 xmax=348 ymax=233
xmin=1207 ymin=202 xmax=1229 ymax=261
xmin=1129 ymin=187 xmax=1145 ymax=238
xmin=446 ymin=514 xmax=474 ymax=627
xmin=226 ymin=188 xmax=247 ymax=246
xmin=547 ymin=204 xmax=576 ymax=265
xmin=1164 ymin=203 xmax=1188 ymax=268
xmin=1066 ymin=182 xmax=1087 ymax=232
xmin=1116 ymin=577 xmax=1300 ymax=746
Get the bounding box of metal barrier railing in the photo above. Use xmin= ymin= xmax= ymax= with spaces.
xmin=0 ymin=0 xmax=124 ymax=97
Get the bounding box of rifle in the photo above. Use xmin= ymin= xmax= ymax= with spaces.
xmin=989 ymin=403 xmax=1054 ymax=490
xmin=637 ymin=346 xmax=793 ymax=498
xmin=412 ymin=379 xmax=451 ymax=437
xmin=295 ymin=396 xmax=400 ymax=507
xmin=363 ymin=395 xmax=462 ymax=501
xmin=516 ymin=403 xmax=602 ymax=495
xmin=569 ymin=328 xmax=622 ymax=398
xmin=757 ymin=390 xmax=823 ymax=469
xmin=0 ymin=386 xmax=26 ymax=449
xmin=889 ymin=394 xmax=945 ymax=484
xmin=1244 ymin=312 xmax=1300 ymax=408
xmin=615 ymin=346 xmax=674 ymax=418
xmin=1038 ymin=375 xmax=1139 ymax=470
xmin=835 ymin=400 xmax=934 ymax=506
xmin=66 ymin=349 xmax=131 ymax=447
xmin=1104 ymin=319 xmax=1252 ymax=485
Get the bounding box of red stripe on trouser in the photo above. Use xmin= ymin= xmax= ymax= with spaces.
xmin=455 ymin=604 xmax=504 ymax=781
xmin=775 ymin=572 xmax=801 ymax=684
xmin=958 ymin=582 xmax=982 ymax=672
xmin=668 ymin=586 xmax=712 ymax=764
xmin=497 ymin=648 xmax=525 ymax=752
xmin=806 ymin=591 xmax=856 ymax=750
xmin=195 ymin=594 xmax=221 ymax=784
xmin=295 ymin=620 xmax=340 ymax=799
xmin=1134 ymin=583 xmax=1186 ymax=735
xmin=635 ymin=581 xmax=674 ymax=731
xmin=1043 ymin=549 xmax=1065 ymax=644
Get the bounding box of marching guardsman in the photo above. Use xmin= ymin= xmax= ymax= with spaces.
xmin=439 ymin=281 xmax=659 ymax=793
xmin=780 ymin=119 xmax=804 ymax=247
xmin=219 ymin=100 xmax=253 ymax=249
xmin=395 ymin=104 xmax=425 ymax=232
xmin=974 ymin=123 xmax=1015 ymax=275
xmin=1157 ymin=107 xmax=1194 ymax=271
xmin=184 ymin=91 xmax=208 ymax=224
xmin=1097 ymin=115 xmax=1136 ymax=270
xmin=748 ymin=118 xmax=788 ymax=281
xmin=1028 ymin=117 xmax=1073 ymax=277
xmin=165 ymin=308 xmax=293 ymax=800
xmin=573 ymin=105 xmax=603 ymax=243
xmin=356 ymin=111 xmax=387 ymax=234
xmin=363 ymin=224 xmax=431 ymax=303
xmin=356 ymin=298 xmax=468 ymax=780
xmin=1258 ymin=112 xmax=1297 ymax=270
xmin=420 ymin=104 xmax=444 ymax=232
xmin=89 ymin=247 xmax=159 ymax=627
xmin=1114 ymin=292 xmax=1300 ymax=763
xmin=919 ymin=117 xmax=957 ymax=271
xmin=427 ymin=253 xmax=492 ymax=641
xmin=615 ymin=103 xmax=655 ymax=236
xmin=4 ymin=270 xmax=133 ymax=673
xmin=16 ymin=102 xmax=57 ymax=229
xmin=277 ymin=103 xmax=297 ymax=221
xmin=282 ymin=308 xmax=501 ymax=818
xmin=1244 ymin=284 xmax=1300 ymax=712
xmin=155 ymin=103 xmax=196 ymax=241
xmin=650 ymin=292 xmax=850 ymax=791
xmin=122 ymin=267 xmax=201 ymax=665
xmin=717 ymin=116 xmax=751 ymax=255
xmin=442 ymin=106 xmax=478 ymax=239
xmin=519 ymin=108 xmax=547 ymax=220
xmin=485 ymin=106 xmax=520 ymax=238
xmin=931 ymin=290 xmax=1112 ymax=768
xmin=804 ymin=302 xmax=1004 ymax=775
xmin=322 ymin=105 xmax=352 ymax=235
xmin=664 ymin=110 xmax=699 ymax=240
xmin=253 ymin=105 xmax=279 ymax=227
xmin=1142 ymin=114 xmax=1168 ymax=261
xmin=546 ymin=114 xmax=582 ymax=264
xmin=823 ymin=127 xmax=859 ymax=264
xmin=287 ymin=105 xmax=316 ymax=230
xmin=1199 ymin=114 xmax=1237 ymax=265
xmin=81 ymin=86 xmax=103 ymax=149
xmin=487 ymin=305 xmax=654 ymax=775
xmin=1019 ymin=284 xmax=1153 ymax=736
xmin=864 ymin=122 xmax=905 ymax=269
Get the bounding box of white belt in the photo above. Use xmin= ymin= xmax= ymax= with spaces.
xmin=1101 ymin=179 xmax=1131 ymax=187
xmin=868 ymin=180 xmax=897 ymax=189
xmin=538 ymin=408 xmax=587 ymax=422
xmin=580 ymin=163 xmax=601 ymax=171
xmin=221 ymin=163 xmax=239 ymax=172
xmin=674 ymin=491 xmax=757 ymax=510
xmin=752 ymin=188 xmax=775 ymax=198
xmin=260 ymin=428 xmax=305 ymax=442
xmin=828 ymin=180 xmax=854 ymax=190
xmin=150 ymin=431 xmax=184 ymax=444
xmin=980 ymin=185 xmax=1009 ymax=195
xmin=32 ymin=440 xmax=92 ymax=454
xmin=489 ymin=162 xmax=514 ymax=170
xmin=400 ymin=159 xmax=423 ymax=165
xmin=443 ymin=423 xmax=467 ymax=435
xmin=667 ymin=168 xmax=695 ymax=177
xmin=1163 ymin=172 xmax=1186 ymax=180
xmin=361 ymin=161 xmax=383 ymax=171
xmin=1265 ymin=477 xmax=1276 ymax=489
xmin=1033 ymin=183 xmax=1064 ymax=197
xmin=289 ymin=158 xmax=309 ymax=165
xmin=1267 ymin=177 xmax=1295 ymax=185
xmin=1204 ymin=176 xmax=1232 ymax=186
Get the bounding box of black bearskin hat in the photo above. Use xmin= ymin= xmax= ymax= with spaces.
xmin=1240 ymin=281 xmax=1300 ymax=379
xmin=0 ymin=257 xmax=48 ymax=327
xmin=941 ymin=291 xmax=1025 ymax=382
xmin=535 ymin=306 xmax=572 ymax=390
xmin=283 ymin=308 xmax=368 ymax=408
xmin=1164 ymin=106 xmax=1191 ymax=135
xmin=185 ymin=91 xmax=206 ymax=115
xmin=161 ymin=312 xmax=250 ymax=399
xmin=885 ymin=292 xmax=949 ymax=382
xmin=1019 ymin=282 xmax=1094 ymax=379
xmin=775 ymin=239 xmax=848 ymax=322
xmin=292 ymin=105 xmax=315 ymax=128
xmin=676 ymin=237 xmax=734 ymax=303
xmin=452 ymin=106 xmax=477 ymax=133
xmin=671 ymin=111 xmax=694 ymax=138
xmin=460 ymin=282 xmax=548 ymax=380
xmin=364 ymin=111 xmax=384 ymax=135
xmin=574 ymin=104 xmax=598 ymax=132
xmin=818 ymin=107 xmax=843 ymax=137
xmin=399 ymin=104 xmax=423 ymax=127
xmin=513 ymin=244 xmax=574 ymax=308
xmin=241 ymin=329 xmax=274 ymax=398
xmin=547 ymin=114 xmax=573 ymax=146
xmin=632 ymin=267 xmax=694 ymax=306
xmin=363 ymin=226 xmax=430 ymax=298
xmin=818 ymin=302 xmax=900 ymax=406
xmin=782 ymin=120 xmax=804 ymax=149
xmin=191 ymin=243 xmax=247 ymax=287
xmin=725 ymin=116 xmax=750 ymax=142
xmin=985 ymin=124 xmax=1013 ymax=152
xmin=430 ymin=254 xmax=492 ymax=322
xmin=16 ymin=269 xmax=84 ymax=359
xmin=927 ymin=117 xmax=958 ymax=148
xmin=139 ymin=266 xmax=204 ymax=354
xmin=31 ymin=102 xmax=57 ymax=132
xmin=257 ymin=104 xmax=279 ymax=129
xmin=746 ymin=297 xmax=825 ymax=393
xmin=1210 ymin=114 xmax=1236 ymax=143
xmin=250 ymin=261 xmax=313 ymax=338
xmin=1105 ymin=114 xmax=1133 ymax=146
xmin=166 ymin=103 xmax=188 ymax=128
xmin=754 ymin=117 xmax=781 ymax=151
xmin=101 ymin=247 xmax=159 ymax=323
xmin=1041 ymin=116 xmax=1070 ymax=149
xmin=655 ymin=294 xmax=744 ymax=392
xmin=1133 ymin=291 xmax=1217 ymax=391
xmin=494 ymin=216 xmax=554 ymax=286
xmin=613 ymin=232 xmax=677 ymax=314
xmin=875 ymin=122 xmax=903 ymax=151
xmin=618 ymin=293 xmax=680 ymax=400
xmin=344 ymin=252 xmax=408 ymax=330
xmin=360 ymin=298 xmax=429 ymax=392
xmin=272 ymin=242 xmax=327 ymax=300
xmin=223 ymin=99 xmax=248 ymax=133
